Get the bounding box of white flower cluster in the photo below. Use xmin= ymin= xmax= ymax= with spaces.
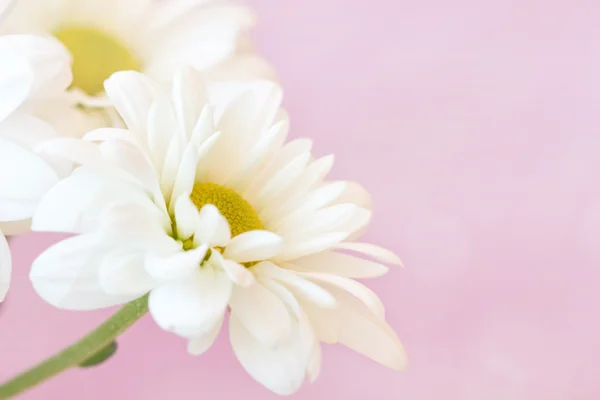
xmin=0 ymin=0 xmax=407 ymax=395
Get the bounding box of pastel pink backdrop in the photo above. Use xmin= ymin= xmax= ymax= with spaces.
xmin=1 ymin=0 xmax=599 ymax=398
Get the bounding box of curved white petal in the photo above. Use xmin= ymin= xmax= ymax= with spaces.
xmin=32 ymin=166 xmax=155 ymax=234
xmin=224 ymin=230 xmax=282 ymax=263
xmin=0 ymin=137 xmax=58 ymax=201
xmin=0 ymin=55 xmax=33 ymax=121
xmin=277 ymin=232 xmax=348 ymax=261
xmin=229 ymin=280 xmax=291 ymax=346
xmin=30 ymin=233 xmax=135 ymax=310
xmin=213 ymin=252 xmax=254 ymax=287
xmin=145 ymin=245 xmax=207 ymax=281
xmin=0 ymin=230 xmax=11 ymax=302
xmin=0 ymin=197 xmax=38 ymax=222
xmin=36 ymin=137 xmax=104 ymax=167
xmin=83 ymin=128 xmax=140 ymax=146
xmin=0 ymin=34 xmax=72 ymax=100
xmin=104 ymin=71 xmax=165 ymax=136
xmin=229 ymin=313 xmax=308 ymax=396
xmin=297 ymin=272 xmax=385 ymax=320
xmin=170 ymin=144 xmax=199 ymax=209
xmin=289 ymin=251 xmax=389 ymax=278
xmin=174 ymin=194 xmax=201 ymax=240
xmin=335 ymin=242 xmax=403 ymax=266
xmin=335 ymin=181 xmax=372 ymax=210
xmin=149 ymin=266 xmax=231 ymax=337
xmin=252 ymin=262 xmax=337 ymax=309
xmin=187 ymin=316 xmax=223 ymax=356
xmin=99 ymin=250 xmax=155 ymax=296
xmin=194 ymin=204 xmax=231 ymax=247
xmin=172 ymin=67 xmax=209 ymax=139
xmin=332 ymin=288 xmax=408 ymax=371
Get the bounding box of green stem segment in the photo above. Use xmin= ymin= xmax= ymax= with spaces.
xmin=0 ymin=294 xmax=149 ymax=399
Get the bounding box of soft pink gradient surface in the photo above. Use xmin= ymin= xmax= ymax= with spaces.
xmin=1 ymin=1 xmax=600 ymax=398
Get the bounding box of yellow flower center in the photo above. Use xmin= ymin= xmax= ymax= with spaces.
xmin=54 ymin=26 xmax=141 ymax=96
xmin=190 ymin=182 xmax=264 ymax=238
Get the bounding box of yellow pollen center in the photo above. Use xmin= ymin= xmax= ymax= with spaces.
xmin=54 ymin=26 xmax=141 ymax=96
xmin=190 ymin=182 xmax=263 ymax=238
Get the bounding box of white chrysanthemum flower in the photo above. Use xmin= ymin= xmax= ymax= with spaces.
xmin=1 ymin=0 xmax=275 ymax=136
xmin=30 ymin=70 xmax=407 ymax=394
xmin=0 ymin=34 xmax=73 ymax=300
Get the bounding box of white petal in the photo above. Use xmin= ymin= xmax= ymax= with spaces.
xmin=0 ymin=54 xmax=32 ymax=121
xmin=307 ymin=342 xmax=322 ymax=383
xmin=333 ymin=288 xmax=407 ymax=371
xmin=252 ymin=262 xmax=337 ymax=309
xmin=172 ymin=67 xmax=209 ymax=139
xmin=259 ymin=155 xmax=334 ymax=222
xmin=99 ymin=140 xmax=160 ymax=195
xmin=274 ymin=204 xmax=358 ymax=238
xmin=145 ymin=245 xmax=207 ymax=281
xmin=301 ymin=181 xmax=348 ymax=211
xmin=250 ymin=152 xmax=311 ymax=210
xmin=36 ymin=137 xmax=104 ymax=167
xmin=0 ymin=231 xmax=11 ymax=302
xmin=149 ymin=266 xmax=231 ymax=337
xmin=0 ymin=35 xmax=72 ymax=100
xmin=0 ymin=112 xmax=59 ymax=154
xmin=226 ymin=120 xmax=288 ymax=191
xmin=147 ymin=98 xmax=178 ymax=172
xmin=224 ymin=230 xmax=283 ymax=263
xmin=170 ymin=144 xmax=199 ymax=210
xmin=194 ymin=204 xmax=230 ymax=247
xmin=214 ymin=253 xmax=255 ymax=287
xmin=266 ymin=181 xmax=347 ymax=226
xmin=98 ymin=203 xmax=179 ymax=253
xmin=98 ymin=250 xmax=155 ymax=296
xmin=296 ymin=272 xmax=385 ymax=320
xmin=335 ymin=242 xmax=404 ymax=266
xmin=83 ymin=128 xmax=140 ymax=146
xmin=189 ymin=106 xmax=215 ymax=148
xmin=159 ymin=134 xmax=183 ymax=198
xmin=229 ymin=314 xmax=307 ymax=396
xmin=30 ymin=233 xmax=135 ymax=310
xmin=0 ymin=0 xmax=14 ymax=20
xmin=0 ymin=197 xmax=38 ymax=222
xmin=289 ymin=251 xmax=389 ymax=278
xmin=277 ymin=232 xmax=348 ymax=261
xmin=174 ymin=195 xmax=200 ymax=240
xmin=298 ymin=299 xmax=338 ymax=344
xmin=187 ymin=316 xmax=223 ymax=356
xmin=32 ymin=167 xmax=156 ymax=233
xmin=341 ymin=208 xmax=372 ymax=240
xmin=335 ymin=181 xmax=372 ymax=209
xmin=104 ymin=71 xmax=165 ymax=136
xmin=229 ymin=281 xmax=291 ymax=346
xmin=0 ymin=137 xmax=58 ymax=201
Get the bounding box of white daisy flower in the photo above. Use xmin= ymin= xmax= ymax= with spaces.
xmin=0 ymin=34 xmax=72 ymax=300
xmin=30 ymin=70 xmax=407 ymax=394
xmin=1 ymin=0 xmax=275 ymax=136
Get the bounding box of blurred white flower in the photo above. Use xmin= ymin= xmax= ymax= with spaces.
xmin=30 ymin=69 xmax=407 ymax=395
xmin=1 ymin=0 xmax=276 ymax=136
xmin=0 ymin=34 xmax=73 ymax=300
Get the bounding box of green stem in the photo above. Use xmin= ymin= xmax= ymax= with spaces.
xmin=0 ymin=294 xmax=149 ymax=399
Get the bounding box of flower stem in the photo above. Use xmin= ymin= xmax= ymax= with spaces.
xmin=0 ymin=294 xmax=149 ymax=399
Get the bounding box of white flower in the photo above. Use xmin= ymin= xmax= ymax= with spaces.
xmin=0 ymin=34 xmax=72 ymax=300
xmin=31 ymin=70 xmax=407 ymax=395
xmin=1 ymin=0 xmax=275 ymax=137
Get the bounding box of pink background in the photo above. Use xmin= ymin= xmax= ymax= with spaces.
xmin=2 ymin=0 xmax=600 ymax=398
